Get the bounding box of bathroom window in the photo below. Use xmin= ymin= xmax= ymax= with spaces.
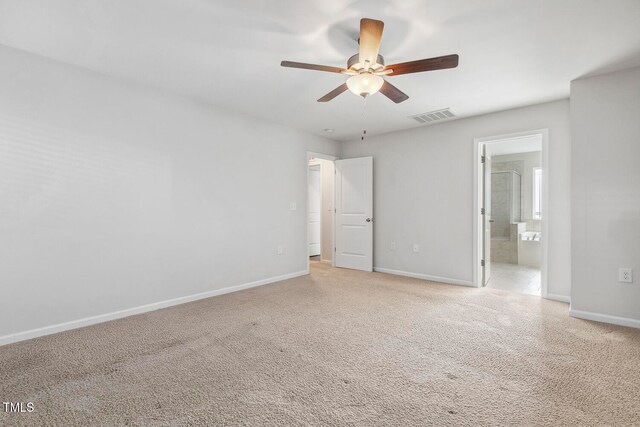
xmin=533 ymin=167 xmax=542 ymax=219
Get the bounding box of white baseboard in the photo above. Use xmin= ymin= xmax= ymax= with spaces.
xmin=569 ymin=308 xmax=640 ymax=329
xmin=374 ymin=267 xmax=475 ymax=287
xmin=545 ymin=293 xmax=570 ymax=303
xmin=0 ymin=270 xmax=308 ymax=347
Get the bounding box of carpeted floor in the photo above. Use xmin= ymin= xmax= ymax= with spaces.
xmin=1 ymin=263 xmax=639 ymax=426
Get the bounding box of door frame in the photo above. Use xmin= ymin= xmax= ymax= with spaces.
xmin=472 ymin=129 xmax=549 ymax=297
xmin=306 ymin=151 xmax=338 ymax=273
xmin=481 ymin=144 xmax=491 ymax=286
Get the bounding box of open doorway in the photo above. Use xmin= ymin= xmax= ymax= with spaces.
xmin=474 ymin=130 xmax=548 ymax=297
xmin=307 ymin=152 xmax=336 ymax=269
xmin=307 ymin=153 xmax=374 ymax=273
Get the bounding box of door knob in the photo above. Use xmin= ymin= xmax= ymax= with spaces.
xmin=366 ymin=218 xmax=372 ymax=222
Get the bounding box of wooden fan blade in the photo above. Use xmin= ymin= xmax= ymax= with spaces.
xmin=379 ymin=81 xmax=409 ymax=103
xmin=385 ymin=54 xmax=459 ymax=76
xmin=359 ymin=18 xmax=384 ymax=66
xmin=317 ymin=83 xmax=349 ymax=102
xmin=281 ymin=61 xmax=345 ymax=74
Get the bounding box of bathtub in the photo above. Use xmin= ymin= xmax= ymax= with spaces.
xmin=518 ymin=232 xmax=541 ymax=267
xmin=520 ymin=231 xmax=541 ymax=241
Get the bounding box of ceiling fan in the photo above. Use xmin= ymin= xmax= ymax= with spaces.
xmin=281 ymin=18 xmax=459 ymax=103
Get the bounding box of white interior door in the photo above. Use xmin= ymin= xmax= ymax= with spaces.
xmin=307 ymin=164 xmax=321 ymax=257
xmin=482 ymin=147 xmax=492 ymax=285
xmin=335 ymin=157 xmax=373 ymax=272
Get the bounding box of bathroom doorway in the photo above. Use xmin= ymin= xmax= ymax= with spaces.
xmin=474 ymin=131 xmax=548 ymax=296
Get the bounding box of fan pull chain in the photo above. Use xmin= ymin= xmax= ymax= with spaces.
xmin=361 ymin=96 xmax=367 ymax=141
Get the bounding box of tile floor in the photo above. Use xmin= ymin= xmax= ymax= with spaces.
xmin=486 ymin=262 xmax=541 ymax=295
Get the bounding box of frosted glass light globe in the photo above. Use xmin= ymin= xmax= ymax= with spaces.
xmin=346 ymin=73 xmax=384 ymax=97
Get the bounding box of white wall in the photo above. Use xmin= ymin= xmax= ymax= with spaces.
xmin=570 ymin=66 xmax=640 ymax=326
xmin=0 ymin=45 xmax=339 ymax=343
xmin=340 ymin=100 xmax=571 ymax=298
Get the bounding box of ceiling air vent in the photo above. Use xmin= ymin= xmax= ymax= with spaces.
xmin=409 ymin=108 xmax=456 ymax=124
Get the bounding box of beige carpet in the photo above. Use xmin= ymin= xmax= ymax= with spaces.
xmin=1 ymin=263 xmax=639 ymax=426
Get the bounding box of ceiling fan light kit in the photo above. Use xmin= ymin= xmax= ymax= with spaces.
xmin=346 ymin=73 xmax=384 ymax=97
xmin=281 ymin=18 xmax=459 ymax=104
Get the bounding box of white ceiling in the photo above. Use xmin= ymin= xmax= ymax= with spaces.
xmin=1 ymin=0 xmax=639 ymax=141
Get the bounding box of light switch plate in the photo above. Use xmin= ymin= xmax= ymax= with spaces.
xmin=289 ymin=202 xmax=297 ymax=211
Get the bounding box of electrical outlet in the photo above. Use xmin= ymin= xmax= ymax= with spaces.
xmin=277 ymin=245 xmax=283 ymax=255
xmin=619 ymin=268 xmax=633 ymax=283
xmin=413 ymin=244 xmax=419 ymax=253
xmin=390 ymin=241 xmax=396 ymax=251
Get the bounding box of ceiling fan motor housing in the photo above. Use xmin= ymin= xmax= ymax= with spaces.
xmin=347 ymin=53 xmax=385 ymax=72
